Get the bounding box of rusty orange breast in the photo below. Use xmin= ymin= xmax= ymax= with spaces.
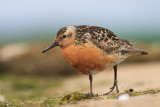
xmin=61 ymin=42 xmax=119 ymax=75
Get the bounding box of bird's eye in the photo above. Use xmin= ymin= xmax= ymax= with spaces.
xmin=63 ymin=35 xmax=67 ymax=38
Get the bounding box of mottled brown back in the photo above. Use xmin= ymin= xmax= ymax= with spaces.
xmin=74 ymin=25 xmax=133 ymax=54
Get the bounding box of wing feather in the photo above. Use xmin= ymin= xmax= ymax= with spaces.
xmin=88 ymin=27 xmax=133 ymax=54
xmin=74 ymin=25 xmax=134 ymax=54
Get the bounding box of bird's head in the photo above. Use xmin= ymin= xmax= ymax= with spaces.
xmin=42 ymin=26 xmax=76 ymax=53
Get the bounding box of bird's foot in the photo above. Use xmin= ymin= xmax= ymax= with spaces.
xmin=103 ymin=82 xmax=119 ymax=95
xmin=90 ymin=92 xmax=94 ymax=97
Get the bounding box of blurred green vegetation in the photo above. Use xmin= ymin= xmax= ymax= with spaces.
xmin=0 ymin=41 xmax=160 ymax=77
xmin=0 ymin=42 xmax=76 ymax=77
xmin=0 ymin=74 xmax=63 ymax=99
xmin=0 ymin=32 xmax=160 ymax=46
xmin=0 ymin=80 xmax=159 ymax=107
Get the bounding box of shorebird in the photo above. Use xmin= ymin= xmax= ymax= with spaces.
xmin=42 ymin=25 xmax=148 ymax=96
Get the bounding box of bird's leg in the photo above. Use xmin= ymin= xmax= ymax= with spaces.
xmin=104 ymin=65 xmax=119 ymax=95
xmin=112 ymin=65 xmax=119 ymax=93
xmin=89 ymin=75 xmax=94 ymax=96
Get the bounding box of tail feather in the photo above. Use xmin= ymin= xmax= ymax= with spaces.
xmin=121 ymin=48 xmax=148 ymax=55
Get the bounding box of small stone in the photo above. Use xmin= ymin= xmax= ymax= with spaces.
xmin=129 ymin=89 xmax=134 ymax=92
xmin=118 ymin=94 xmax=129 ymax=101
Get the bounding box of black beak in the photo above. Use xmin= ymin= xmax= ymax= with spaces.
xmin=42 ymin=40 xmax=59 ymax=53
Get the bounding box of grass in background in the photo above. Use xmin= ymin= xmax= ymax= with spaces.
xmin=0 ymin=42 xmax=160 ymax=77
xmin=0 ymin=74 xmax=63 ymax=100
xmin=0 ymin=76 xmax=159 ymax=107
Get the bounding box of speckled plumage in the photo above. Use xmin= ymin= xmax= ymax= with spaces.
xmin=42 ymin=25 xmax=148 ymax=95
xmin=51 ymin=25 xmax=148 ymax=74
xmin=57 ymin=25 xmax=133 ymax=55
xmin=56 ymin=27 xmax=67 ymax=37
xmin=44 ymin=25 xmax=148 ymax=73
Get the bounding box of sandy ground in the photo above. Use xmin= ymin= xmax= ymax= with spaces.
xmin=58 ymin=62 xmax=160 ymax=107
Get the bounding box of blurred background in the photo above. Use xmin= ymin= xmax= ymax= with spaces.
xmin=0 ymin=0 xmax=160 ymax=101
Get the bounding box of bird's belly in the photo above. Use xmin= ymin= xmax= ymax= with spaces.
xmin=61 ymin=43 xmax=120 ymax=75
xmin=90 ymin=53 xmax=128 ymax=74
xmin=90 ymin=63 xmax=113 ymax=74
